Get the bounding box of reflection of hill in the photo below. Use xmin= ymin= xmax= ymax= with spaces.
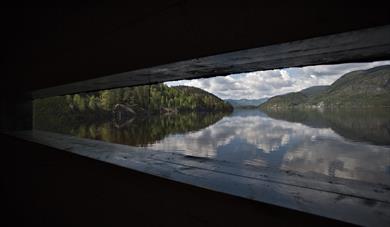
xmin=36 ymin=112 xmax=229 ymax=146
xmin=145 ymin=109 xmax=390 ymax=184
xmin=262 ymin=109 xmax=390 ymax=145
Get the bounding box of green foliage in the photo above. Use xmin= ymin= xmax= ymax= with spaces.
xmin=35 ymin=108 xmax=229 ymax=147
xmin=88 ymin=96 xmax=98 ymax=110
xmin=34 ymin=84 xmax=233 ymax=130
xmin=73 ymin=94 xmax=86 ymax=111
xmin=99 ymin=90 xmax=113 ymax=111
xmin=259 ymin=92 xmax=308 ymax=110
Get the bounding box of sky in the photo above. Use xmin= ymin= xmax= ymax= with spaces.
xmin=165 ymin=60 xmax=390 ymax=100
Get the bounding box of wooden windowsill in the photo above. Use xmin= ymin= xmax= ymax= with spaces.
xmin=7 ymin=130 xmax=390 ymax=226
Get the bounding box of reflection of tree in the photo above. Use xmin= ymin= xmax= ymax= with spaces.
xmin=113 ymin=117 xmax=135 ymax=129
xmin=262 ymin=108 xmax=390 ymax=145
xmin=37 ymin=112 xmax=229 ymax=146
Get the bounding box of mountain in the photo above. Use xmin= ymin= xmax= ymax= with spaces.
xmin=34 ymin=84 xmax=233 ymax=128
xmin=259 ymin=92 xmax=309 ymax=109
xmin=171 ymin=85 xmax=233 ymax=112
xmin=260 ymin=65 xmax=390 ymax=110
xmin=308 ymin=65 xmax=390 ymax=108
xmin=300 ymin=86 xmax=329 ymax=97
xmin=225 ymin=98 xmax=268 ymax=108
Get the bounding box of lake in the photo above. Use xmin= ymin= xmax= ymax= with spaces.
xmin=35 ymin=108 xmax=390 ymax=186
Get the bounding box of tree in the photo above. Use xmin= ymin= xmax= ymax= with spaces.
xmin=100 ymin=90 xmax=112 ymax=111
xmin=88 ymin=96 xmax=97 ymax=111
xmin=73 ymin=94 xmax=86 ymax=112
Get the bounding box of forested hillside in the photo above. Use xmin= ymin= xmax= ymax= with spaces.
xmin=260 ymin=65 xmax=390 ymax=110
xmin=34 ymin=84 xmax=232 ymax=127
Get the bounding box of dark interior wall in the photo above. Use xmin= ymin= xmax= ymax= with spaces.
xmin=2 ymin=2 xmax=390 ymax=92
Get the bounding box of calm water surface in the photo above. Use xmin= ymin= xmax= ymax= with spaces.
xmin=36 ymin=109 xmax=390 ymax=185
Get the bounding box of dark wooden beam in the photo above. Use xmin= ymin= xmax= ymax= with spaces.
xmin=33 ymin=25 xmax=390 ymax=99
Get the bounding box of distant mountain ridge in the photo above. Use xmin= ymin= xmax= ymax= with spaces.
xmin=260 ymin=65 xmax=390 ymax=110
xmin=225 ymin=98 xmax=268 ymax=108
xmin=300 ymin=86 xmax=329 ymax=97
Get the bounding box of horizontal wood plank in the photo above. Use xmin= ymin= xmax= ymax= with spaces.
xmin=32 ymin=25 xmax=390 ymax=99
xmin=9 ymin=130 xmax=390 ymax=226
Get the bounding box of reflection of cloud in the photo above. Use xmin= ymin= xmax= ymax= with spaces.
xmin=148 ymin=110 xmax=390 ymax=184
xmin=149 ymin=113 xmax=338 ymax=157
xmin=165 ymin=61 xmax=390 ymax=99
xmin=151 ymin=126 xmax=235 ymax=158
xmin=281 ymin=140 xmax=390 ymax=185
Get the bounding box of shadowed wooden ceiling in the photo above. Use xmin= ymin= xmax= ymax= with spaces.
xmin=2 ymin=2 xmax=390 ymax=92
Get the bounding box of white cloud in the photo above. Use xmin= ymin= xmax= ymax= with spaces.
xmin=280 ymin=70 xmax=290 ymax=80
xmin=165 ymin=60 xmax=390 ymax=99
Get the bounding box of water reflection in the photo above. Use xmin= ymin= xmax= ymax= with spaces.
xmin=263 ymin=108 xmax=390 ymax=145
xmin=148 ymin=109 xmax=390 ymax=185
xmin=35 ymin=109 xmax=390 ymax=185
xmin=36 ymin=112 xmax=228 ymax=146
